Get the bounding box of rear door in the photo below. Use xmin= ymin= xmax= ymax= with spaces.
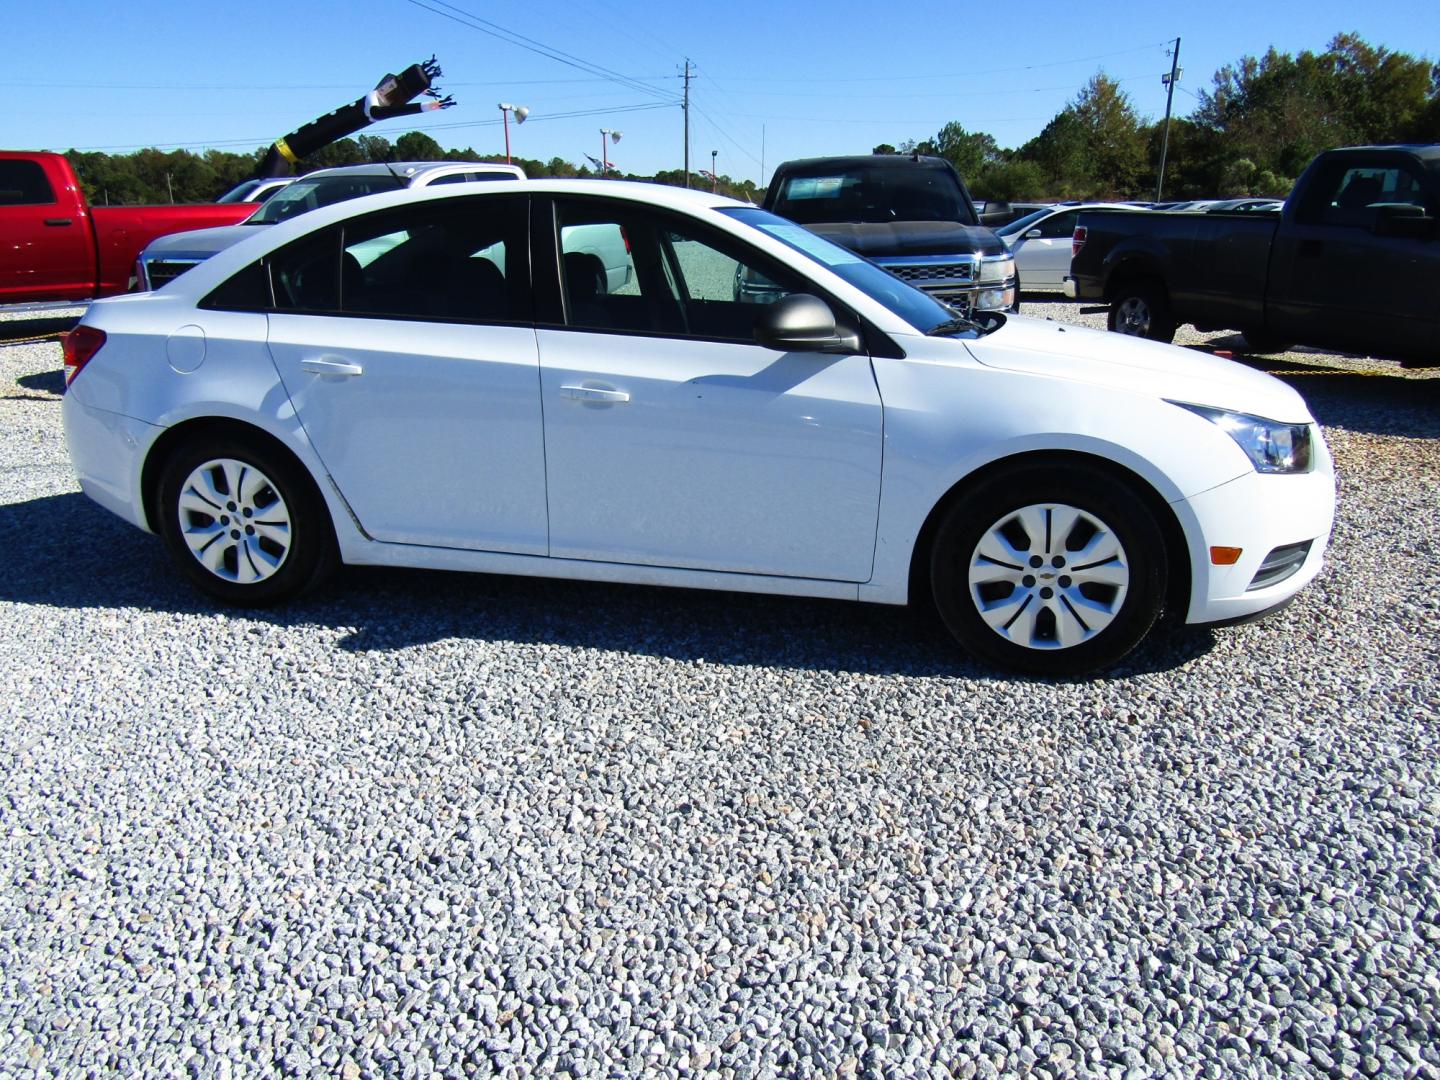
xmin=264 ymin=194 xmax=549 ymax=554
xmin=0 ymin=158 xmax=94 ymax=302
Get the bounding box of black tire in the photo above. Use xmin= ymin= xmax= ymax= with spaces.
xmin=929 ymin=464 xmax=1167 ymax=677
xmin=1107 ymin=280 xmax=1176 ymax=343
xmin=1237 ymin=331 xmax=1293 ymax=355
xmin=154 ymin=434 xmax=336 ymax=606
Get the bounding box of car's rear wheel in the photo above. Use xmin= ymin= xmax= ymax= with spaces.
xmin=930 ymin=465 xmax=1167 ymax=676
xmin=155 ymin=436 xmax=334 ymax=605
xmin=1108 ymin=281 xmax=1176 ymax=344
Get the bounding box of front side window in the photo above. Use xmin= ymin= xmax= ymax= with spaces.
xmin=1300 ymin=162 xmax=1435 ymax=228
xmin=554 ymin=201 xmax=803 ymax=342
xmin=0 ymin=161 xmax=56 ymax=206
xmin=721 ymin=206 xmax=960 ymax=334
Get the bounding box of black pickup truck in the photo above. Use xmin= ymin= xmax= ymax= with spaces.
xmin=1067 ymin=144 xmax=1440 ymax=365
xmin=762 ymin=154 xmax=1018 ymax=313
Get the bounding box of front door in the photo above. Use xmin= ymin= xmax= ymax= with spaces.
xmin=536 ymin=197 xmax=884 ymax=581
xmin=0 ymin=158 xmax=94 ymax=302
xmin=264 ymin=195 xmax=549 ymax=554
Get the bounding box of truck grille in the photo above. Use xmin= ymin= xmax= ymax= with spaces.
xmin=880 ymin=260 xmax=978 ymax=286
xmin=142 ymin=259 xmax=201 ymax=291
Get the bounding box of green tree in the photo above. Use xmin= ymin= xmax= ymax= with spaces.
xmin=394 ymin=131 xmax=445 ymax=161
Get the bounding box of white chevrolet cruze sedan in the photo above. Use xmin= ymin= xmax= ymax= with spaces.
xmin=62 ymin=181 xmax=1334 ymax=676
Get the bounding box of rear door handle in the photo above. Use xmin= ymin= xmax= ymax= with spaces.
xmin=300 ymin=357 xmax=364 ymax=377
xmin=560 ymin=384 xmax=629 ymax=403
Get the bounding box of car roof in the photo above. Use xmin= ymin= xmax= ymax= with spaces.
xmin=771 ymin=154 xmax=955 ymax=175
xmin=299 ymin=161 xmax=519 ymax=181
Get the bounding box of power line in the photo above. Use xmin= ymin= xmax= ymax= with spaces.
xmin=401 ymin=0 xmax=680 ymax=103
xmin=0 ymin=76 xmax=676 ymax=91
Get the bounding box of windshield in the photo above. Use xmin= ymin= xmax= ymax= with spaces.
xmin=720 ymin=206 xmax=974 ymax=335
xmin=216 ymin=180 xmax=261 ymax=204
xmin=769 ymin=165 xmax=974 ymax=226
xmin=248 ymin=174 xmax=404 ymax=224
xmin=995 ymin=208 xmax=1052 ymax=237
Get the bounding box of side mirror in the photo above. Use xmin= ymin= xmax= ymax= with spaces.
xmin=1025 ymin=228 xmax=1042 ymax=239
xmin=754 ymin=294 xmax=862 ymax=354
xmin=1373 ymin=203 xmax=1436 ymax=240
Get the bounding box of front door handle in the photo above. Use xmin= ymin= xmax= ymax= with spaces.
xmin=560 ymin=384 xmax=629 ymax=403
xmin=44 ymin=218 xmax=72 ymax=227
xmin=300 ymin=357 xmax=364 ymax=377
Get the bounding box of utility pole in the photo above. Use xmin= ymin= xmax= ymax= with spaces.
xmin=682 ymin=58 xmax=693 ymax=189
xmin=1155 ymin=37 xmax=1181 ymax=203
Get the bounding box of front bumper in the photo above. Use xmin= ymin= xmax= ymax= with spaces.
xmin=1174 ymin=441 xmax=1336 ymax=625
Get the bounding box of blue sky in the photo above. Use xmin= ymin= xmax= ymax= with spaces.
xmin=7 ymin=0 xmax=1435 ymax=184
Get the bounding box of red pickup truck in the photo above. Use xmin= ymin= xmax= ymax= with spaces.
xmin=0 ymin=151 xmax=257 ymax=309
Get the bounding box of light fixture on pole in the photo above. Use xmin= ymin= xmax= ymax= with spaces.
xmin=710 ymin=149 xmax=718 ymax=193
xmin=498 ymin=102 xmax=529 ymax=164
xmin=600 ymin=128 xmax=622 ymax=177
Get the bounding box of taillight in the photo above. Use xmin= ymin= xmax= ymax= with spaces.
xmin=62 ymin=325 xmax=107 ymax=385
xmin=1071 ymin=226 xmax=1087 ymax=259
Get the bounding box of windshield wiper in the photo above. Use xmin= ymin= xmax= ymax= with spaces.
xmin=925 ymin=314 xmax=984 ymax=336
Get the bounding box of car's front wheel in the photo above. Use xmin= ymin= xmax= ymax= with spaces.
xmin=155 ymin=435 xmax=335 ymax=605
xmin=929 ymin=464 xmax=1167 ymax=677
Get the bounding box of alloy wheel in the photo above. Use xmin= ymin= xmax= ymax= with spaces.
xmin=177 ymin=458 xmax=292 ymax=584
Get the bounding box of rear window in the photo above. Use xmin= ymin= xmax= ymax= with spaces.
xmin=0 ymin=160 xmax=56 ymax=206
xmin=771 ymin=165 xmax=973 ymax=226
xmin=249 ymin=175 xmax=404 ymax=224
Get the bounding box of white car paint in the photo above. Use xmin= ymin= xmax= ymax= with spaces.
xmin=65 ymin=179 xmax=1334 ymax=662
xmin=998 ymin=203 xmax=1144 ymax=289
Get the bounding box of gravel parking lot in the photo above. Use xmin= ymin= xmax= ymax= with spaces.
xmin=1 ymin=305 xmax=1437 ymax=1078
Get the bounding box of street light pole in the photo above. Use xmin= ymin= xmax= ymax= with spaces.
xmin=498 ymin=103 xmax=529 ymax=164
xmin=601 ymin=128 xmax=622 ymax=178
xmin=710 ymin=150 xmax=717 ymax=193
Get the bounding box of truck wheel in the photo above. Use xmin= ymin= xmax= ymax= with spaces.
xmin=1108 ymin=282 xmax=1175 ymax=344
xmin=929 ymin=463 xmax=1167 ymax=677
xmin=1238 ymin=332 xmax=1293 ymax=355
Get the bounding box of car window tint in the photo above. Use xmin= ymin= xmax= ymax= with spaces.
xmin=1037 ymin=210 xmax=1077 ymax=239
xmin=0 ymin=160 xmax=56 ymax=205
xmin=1308 ymin=163 xmax=1435 ymax=228
xmin=269 ymin=229 xmax=342 ymax=312
xmin=337 ymin=198 xmax=526 ymax=322
xmin=554 ymin=201 xmax=804 ymax=342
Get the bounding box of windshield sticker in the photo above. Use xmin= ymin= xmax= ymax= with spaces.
xmin=760 ymin=224 xmax=863 ymax=265
xmin=784 ymin=176 xmax=845 ymax=200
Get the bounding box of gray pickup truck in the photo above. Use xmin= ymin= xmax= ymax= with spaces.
xmin=761 ymin=154 xmax=1018 ymax=314
xmin=1067 ymin=144 xmax=1440 ymax=365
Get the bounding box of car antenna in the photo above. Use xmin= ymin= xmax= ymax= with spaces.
xmin=381 ymin=159 xmax=406 ymax=189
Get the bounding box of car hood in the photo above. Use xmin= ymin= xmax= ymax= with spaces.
xmin=142 ymin=223 xmax=264 ymax=260
xmin=802 ymin=221 xmax=1005 ymax=258
xmin=962 ymin=316 xmax=1314 ymax=422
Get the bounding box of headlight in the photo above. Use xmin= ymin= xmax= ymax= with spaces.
xmin=978 ymin=254 xmax=1014 ymax=284
xmin=1172 ymin=403 xmax=1313 ymax=474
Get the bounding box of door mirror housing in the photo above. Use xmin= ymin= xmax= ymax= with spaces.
xmin=1025 ymin=228 xmax=1042 ymax=239
xmin=754 ymin=294 xmax=862 ymax=354
xmin=1373 ymin=202 xmax=1437 ymax=240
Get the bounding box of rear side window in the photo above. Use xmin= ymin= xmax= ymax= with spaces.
xmin=261 ymin=196 xmax=529 ymax=323
xmin=0 ymin=160 xmax=56 ymax=206
xmin=1297 ymin=160 xmax=1436 ymax=227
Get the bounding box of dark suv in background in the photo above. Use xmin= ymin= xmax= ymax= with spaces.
xmin=762 ymin=154 xmax=1018 ymax=313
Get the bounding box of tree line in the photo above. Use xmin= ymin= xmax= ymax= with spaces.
xmin=66 ymin=129 xmax=759 ymax=206
xmin=62 ymin=33 xmax=1437 ymax=207
xmin=883 ymin=33 xmax=1437 ymax=201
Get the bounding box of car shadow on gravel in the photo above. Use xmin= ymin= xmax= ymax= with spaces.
xmin=1199 ymin=338 xmax=1440 ymax=440
xmin=15 ymin=371 xmax=65 ymax=396
xmin=0 ymin=492 xmax=1216 ymax=681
